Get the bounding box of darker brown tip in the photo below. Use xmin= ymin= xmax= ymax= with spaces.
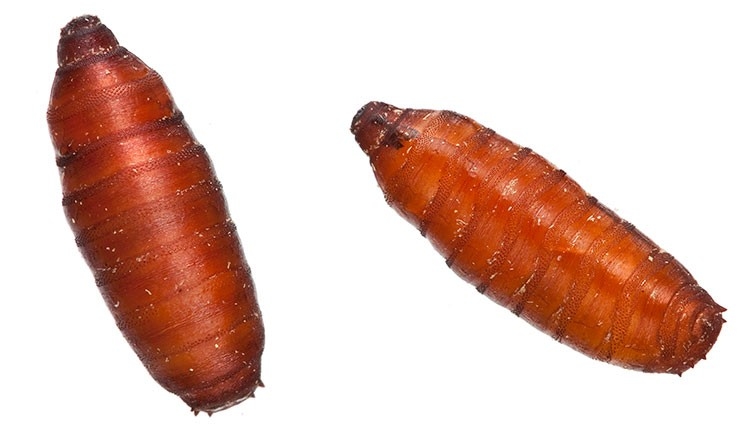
xmin=351 ymin=101 xmax=386 ymax=135
xmin=351 ymin=101 xmax=405 ymax=154
xmin=57 ymin=15 xmax=119 ymax=67
xmin=61 ymin=15 xmax=101 ymax=36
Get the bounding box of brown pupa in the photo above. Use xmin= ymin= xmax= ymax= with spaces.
xmin=351 ymin=101 xmax=724 ymax=374
xmin=47 ymin=15 xmax=264 ymax=413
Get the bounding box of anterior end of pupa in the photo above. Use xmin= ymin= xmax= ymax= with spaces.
xmin=57 ymin=15 xmax=119 ymax=67
xmin=350 ymin=101 xmax=405 ymax=153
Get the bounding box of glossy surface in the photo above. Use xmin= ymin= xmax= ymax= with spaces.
xmin=351 ymin=101 xmax=724 ymax=374
xmin=47 ymin=16 xmax=264 ymax=413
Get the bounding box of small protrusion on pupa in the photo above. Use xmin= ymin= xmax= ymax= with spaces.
xmin=57 ymin=15 xmax=120 ymax=67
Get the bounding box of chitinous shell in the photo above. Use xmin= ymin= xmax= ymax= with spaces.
xmin=351 ymin=101 xmax=724 ymax=374
xmin=47 ymin=15 xmax=264 ymax=414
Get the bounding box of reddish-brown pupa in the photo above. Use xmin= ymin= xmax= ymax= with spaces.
xmin=351 ymin=101 xmax=724 ymax=374
xmin=47 ymin=16 xmax=264 ymax=413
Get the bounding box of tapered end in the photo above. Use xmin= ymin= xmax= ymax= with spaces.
xmin=189 ymin=383 xmax=262 ymax=416
xmin=184 ymin=374 xmax=264 ymax=415
xmin=681 ymin=303 xmax=726 ymax=373
xmin=61 ymin=14 xmax=100 ymax=36
xmin=57 ymin=15 xmax=119 ymax=67
xmin=656 ymin=289 xmax=726 ymax=375
xmin=350 ymin=101 xmax=405 ymax=154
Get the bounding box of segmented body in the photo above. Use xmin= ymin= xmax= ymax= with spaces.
xmin=351 ymin=101 xmax=724 ymax=374
xmin=47 ymin=16 xmax=264 ymax=413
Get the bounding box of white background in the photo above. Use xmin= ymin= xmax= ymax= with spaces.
xmin=2 ymin=1 xmax=750 ymax=433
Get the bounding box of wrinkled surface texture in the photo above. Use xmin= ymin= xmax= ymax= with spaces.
xmin=351 ymin=101 xmax=724 ymax=374
xmin=47 ymin=15 xmax=264 ymax=413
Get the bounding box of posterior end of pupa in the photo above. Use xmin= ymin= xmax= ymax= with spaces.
xmin=690 ymin=303 xmax=726 ymax=359
xmin=57 ymin=15 xmax=119 ymax=67
xmin=188 ymin=377 xmax=264 ymax=416
xmin=669 ymin=300 xmax=726 ymax=376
